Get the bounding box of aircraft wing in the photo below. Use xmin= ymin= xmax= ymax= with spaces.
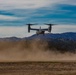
xmin=30 ymin=28 xmax=48 ymax=31
xmin=30 ymin=28 xmax=39 ymax=31
xmin=42 ymin=29 xmax=48 ymax=31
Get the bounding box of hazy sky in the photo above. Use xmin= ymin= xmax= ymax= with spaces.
xmin=0 ymin=0 xmax=76 ymax=37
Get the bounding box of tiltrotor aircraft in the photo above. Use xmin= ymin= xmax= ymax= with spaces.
xmin=26 ymin=23 xmax=55 ymax=35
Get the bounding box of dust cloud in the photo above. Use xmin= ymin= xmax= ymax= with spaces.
xmin=0 ymin=40 xmax=76 ymax=62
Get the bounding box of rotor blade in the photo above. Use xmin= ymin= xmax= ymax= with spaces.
xmin=44 ymin=23 xmax=56 ymax=25
xmin=26 ymin=23 xmax=37 ymax=25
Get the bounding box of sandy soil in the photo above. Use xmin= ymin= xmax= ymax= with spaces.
xmin=0 ymin=40 xmax=76 ymax=75
xmin=0 ymin=61 xmax=76 ymax=75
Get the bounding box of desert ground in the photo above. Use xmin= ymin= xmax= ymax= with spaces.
xmin=0 ymin=40 xmax=76 ymax=75
xmin=0 ymin=61 xmax=76 ymax=75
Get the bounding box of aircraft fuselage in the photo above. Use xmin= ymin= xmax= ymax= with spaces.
xmin=36 ymin=30 xmax=45 ymax=35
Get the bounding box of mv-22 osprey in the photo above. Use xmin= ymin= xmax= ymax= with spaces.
xmin=26 ymin=23 xmax=55 ymax=35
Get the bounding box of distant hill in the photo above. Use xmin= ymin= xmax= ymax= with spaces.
xmin=0 ymin=37 xmax=21 ymax=41
xmin=28 ymin=32 xmax=76 ymax=41
xmin=0 ymin=32 xmax=76 ymax=41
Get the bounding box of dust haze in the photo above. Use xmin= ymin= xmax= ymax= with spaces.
xmin=0 ymin=40 xmax=76 ymax=62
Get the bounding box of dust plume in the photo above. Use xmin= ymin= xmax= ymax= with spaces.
xmin=0 ymin=39 xmax=76 ymax=62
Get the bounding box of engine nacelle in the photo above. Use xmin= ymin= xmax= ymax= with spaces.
xmin=48 ymin=25 xmax=52 ymax=32
xmin=28 ymin=24 xmax=31 ymax=32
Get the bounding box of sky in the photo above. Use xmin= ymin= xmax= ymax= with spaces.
xmin=0 ymin=0 xmax=76 ymax=37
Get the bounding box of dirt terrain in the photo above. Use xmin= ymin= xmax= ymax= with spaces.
xmin=0 ymin=61 xmax=76 ymax=75
xmin=0 ymin=40 xmax=76 ymax=75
